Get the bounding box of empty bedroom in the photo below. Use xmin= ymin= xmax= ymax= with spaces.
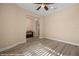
xmin=0 ymin=3 xmax=79 ymax=56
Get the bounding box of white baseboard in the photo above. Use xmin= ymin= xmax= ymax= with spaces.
xmin=45 ymin=37 xmax=79 ymax=46
xmin=0 ymin=40 xmax=26 ymax=52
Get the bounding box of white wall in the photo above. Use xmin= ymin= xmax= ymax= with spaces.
xmin=0 ymin=3 xmax=43 ymax=51
xmin=44 ymin=4 xmax=79 ymax=45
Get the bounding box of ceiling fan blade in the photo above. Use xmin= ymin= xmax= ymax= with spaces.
xmin=34 ymin=3 xmax=55 ymax=5
xmin=44 ymin=5 xmax=48 ymax=11
xmin=36 ymin=6 xmax=41 ymax=10
xmin=46 ymin=3 xmax=55 ymax=4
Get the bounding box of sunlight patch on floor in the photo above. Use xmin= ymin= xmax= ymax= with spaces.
xmin=24 ymin=43 xmax=60 ymax=56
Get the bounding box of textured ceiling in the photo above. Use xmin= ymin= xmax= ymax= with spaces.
xmin=16 ymin=3 xmax=74 ymax=16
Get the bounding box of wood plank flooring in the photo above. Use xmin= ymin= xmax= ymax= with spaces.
xmin=0 ymin=38 xmax=79 ymax=56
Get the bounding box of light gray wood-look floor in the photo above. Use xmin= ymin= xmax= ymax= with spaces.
xmin=0 ymin=38 xmax=79 ymax=56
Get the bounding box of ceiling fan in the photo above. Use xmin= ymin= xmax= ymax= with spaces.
xmin=35 ymin=3 xmax=55 ymax=11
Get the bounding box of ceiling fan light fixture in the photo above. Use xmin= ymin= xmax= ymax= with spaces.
xmin=41 ymin=4 xmax=45 ymax=8
xmin=35 ymin=3 xmax=55 ymax=11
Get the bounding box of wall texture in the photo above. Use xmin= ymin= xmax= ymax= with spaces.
xmin=44 ymin=4 xmax=79 ymax=45
xmin=0 ymin=3 xmax=43 ymax=50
